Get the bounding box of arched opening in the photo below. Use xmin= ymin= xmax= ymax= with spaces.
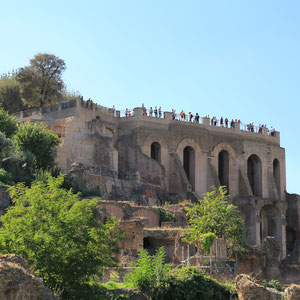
xmin=151 ymin=142 xmax=161 ymax=163
xmin=286 ymin=226 xmax=296 ymax=254
xmin=260 ymin=205 xmax=281 ymax=244
xmin=218 ymin=150 xmax=229 ymax=191
xmin=247 ymin=154 xmax=262 ymax=197
xmin=183 ymin=146 xmax=195 ymax=191
xmin=273 ymin=159 xmax=281 ymax=197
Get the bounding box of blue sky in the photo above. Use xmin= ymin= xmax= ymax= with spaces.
xmin=1 ymin=0 xmax=299 ymax=194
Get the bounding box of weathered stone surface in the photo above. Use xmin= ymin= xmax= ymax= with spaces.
xmin=0 ymin=254 xmax=55 ymax=300
xmin=286 ymin=284 xmax=300 ymax=300
xmin=235 ymin=274 xmax=284 ymax=300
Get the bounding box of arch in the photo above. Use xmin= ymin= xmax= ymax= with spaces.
xmin=247 ymin=154 xmax=262 ymax=197
xmin=273 ymin=158 xmax=281 ymax=197
xmin=260 ymin=205 xmax=281 ymax=244
xmin=133 ymin=208 xmax=160 ymax=227
xmin=151 ymin=142 xmax=161 ymax=163
xmin=183 ymin=146 xmax=195 ymax=191
xmin=211 ymin=143 xmax=238 ymax=197
xmin=218 ymin=150 xmax=229 ymax=191
xmin=97 ymin=203 xmax=125 ymax=221
xmin=286 ymin=226 xmax=296 ymax=254
xmin=176 ymin=138 xmax=206 ymax=195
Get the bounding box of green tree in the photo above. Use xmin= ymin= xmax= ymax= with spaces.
xmin=0 ymin=107 xmax=17 ymax=138
xmin=0 ymin=174 xmax=120 ymax=298
xmin=17 ymin=53 xmax=66 ymax=107
xmin=0 ymin=73 xmax=25 ymax=113
xmin=183 ymin=186 xmax=246 ymax=254
xmin=14 ymin=122 xmax=60 ymax=170
xmin=124 ymin=247 xmax=171 ymax=298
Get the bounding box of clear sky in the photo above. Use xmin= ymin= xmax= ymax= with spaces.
xmin=1 ymin=0 xmax=299 ymax=194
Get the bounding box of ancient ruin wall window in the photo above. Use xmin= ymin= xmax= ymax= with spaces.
xmin=218 ymin=150 xmax=229 ymax=191
xmin=151 ymin=142 xmax=161 ymax=163
xmin=183 ymin=146 xmax=195 ymax=191
xmin=247 ymin=154 xmax=262 ymax=197
xmin=273 ymin=159 xmax=281 ymax=197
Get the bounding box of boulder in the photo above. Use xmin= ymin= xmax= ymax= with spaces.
xmin=286 ymin=284 xmax=300 ymax=300
xmin=235 ymin=274 xmax=284 ymax=300
xmin=0 ymin=254 xmax=55 ymax=300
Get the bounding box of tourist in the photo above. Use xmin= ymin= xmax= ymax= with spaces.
xmin=172 ymin=109 xmax=176 ymax=120
xmin=149 ymin=107 xmax=153 ymax=116
xmin=225 ymin=118 xmax=228 ymax=128
xmin=195 ymin=113 xmax=199 ymax=123
xmin=159 ymin=107 xmax=162 ymax=118
xmin=125 ymin=108 xmax=129 ymax=117
xmin=230 ymin=119 xmax=234 ymax=128
xmin=113 ymin=105 xmax=116 ymax=116
xmin=154 ymin=106 xmax=158 ymax=117
xmin=270 ymin=127 xmax=275 ymax=136
xmin=220 ymin=117 xmax=223 ymax=127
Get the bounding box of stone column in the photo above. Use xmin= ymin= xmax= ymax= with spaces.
xmin=256 ymin=222 xmax=261 ymax=247
xmin=116 ymin=110 xmax=120 ymax=118
xmin=281 ymin=218 xmax=287 ymax=260
xmin=202 ymin=117 xmax=210 ymax=125
xmin=133 ymin=107 xmax=144 ymax=117
xmin=164 ymin=111 xmax=173 ymax=120
xmin=234 ymin=122 xmax=240 ymax=130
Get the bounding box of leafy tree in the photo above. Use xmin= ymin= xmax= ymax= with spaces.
xmin=0 ymin=174 xmax=121 ymax=298
xmin=183 ymin=186 xmax=246 ymax=254
xmin=124 ymin=247 xmax=171 ymax=298
xmin=17 ymin=53 xmax=66 ymax=107
xmin=0 ymin=73 xmax=25 ymax=113
xmin=14 ymin=122 xmax=60 ymax=170
xmin=0 ymin=107 xmax=17 ymax=138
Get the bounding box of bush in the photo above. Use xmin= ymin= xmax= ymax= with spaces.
xmin=0 ymin=107 xmax=17 ymax=138
xmin=153 ymin=266 xmax=232 ymax=300
xmin=124 ymin=247 xmax=171 ymax=298
xmin=262 ymin=279 xmax=285 ymax=292
xmin=14 ymin=122 xmax=60 ymax=170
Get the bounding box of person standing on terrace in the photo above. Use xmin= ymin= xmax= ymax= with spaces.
xmin=154 ymin=106 xmax=158 ymax=117
xmin=158 ymin=107 xmax=162 ymax=118
xmin=149 ymin=107 xmax=153 ymax=116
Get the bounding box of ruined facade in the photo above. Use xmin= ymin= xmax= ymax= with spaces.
xmin=12 ymin=99 xmax=300 ymax=264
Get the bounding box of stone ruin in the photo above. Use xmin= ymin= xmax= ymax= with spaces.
xmin=1 ymin=99 xmax=299 ymax=282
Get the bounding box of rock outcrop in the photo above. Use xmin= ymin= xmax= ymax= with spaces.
xmin=235 ymin=274 xmax=284 ymax=300
xmin=0 ymin=254 xmax=55 ymax=300
xmin=286 ymin=284 xmax=300 ymax=300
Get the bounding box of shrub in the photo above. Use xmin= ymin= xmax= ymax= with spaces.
xmin=262 ymin=279 xmax=285 ymax=292
xmin=0 ymin=107 xmax=17 ymax=138
xmin=124 ymin=247 xmax=171 ymax=298
xmin=153 ymin=266 xmax=232 ymax=300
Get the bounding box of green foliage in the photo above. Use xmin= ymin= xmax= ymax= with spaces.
xmin=0 ymin=107 xmax=17 ymax=138
xmin=0 ymin=73 xmax=25 ymax=113
xmin=152 ymin=266 xmax=233 ymax=300
xmin=124 ymin=247 xmax=171 ymax=298
xmin=51 ymin=168 xmax=102 ymax=196
xmin=17 ymin=53 xmax=66 ymax=107
xmin=262 ymin=279 xmax=285 ymax=292
xmin=157 ymin=208 xmax=177 ymax=223
xmin=0 ymin=168 xmax=12 ymax=186
xmin=0 ymin=173 xmax=121 ymax=299
xmin=200 ymin=232 xmax=216 ymax=254
xmin=183 ymin=186 xmax=246 ymax=254
xmin=14 ymin=122 xmax=60 ymax=170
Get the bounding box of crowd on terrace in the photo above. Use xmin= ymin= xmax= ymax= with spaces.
xmin=58 ymin=98 xmax=276 ymax=136
xmin=120 ymin=103 xmax=276 ymax=136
